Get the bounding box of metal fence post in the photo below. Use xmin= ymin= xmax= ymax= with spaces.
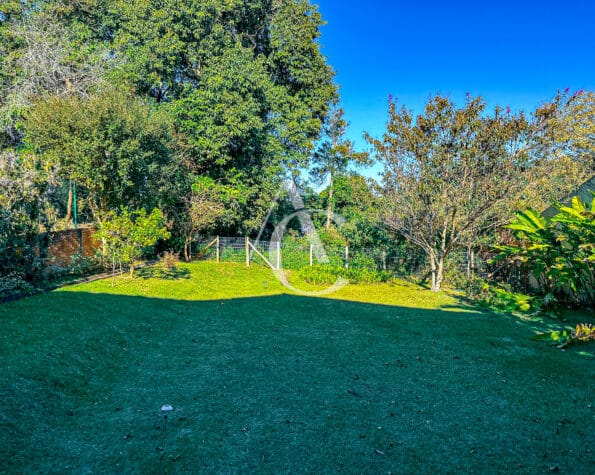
xmin=309 ymin=244 xmax=313 ymax=266
xmin=382 ymin=250 xmax=387 ymax=271
xmin=216 ymin=236 xmax=220 ymax=262
xmin=276 ymin=241 xmax=281 ymax=270
xmin=345 ymin=246 xmax=349 ymax=269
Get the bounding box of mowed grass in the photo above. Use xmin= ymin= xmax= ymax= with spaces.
xmin=0 ymin=262 xmax=593 ymax=473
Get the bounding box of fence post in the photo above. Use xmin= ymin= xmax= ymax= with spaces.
xmin=276 ymin=241 xmax=281 ymax=270
xmin=382 ymin=250 xmax=387 ymax=271
xmin=245 ymin=237 xmax=250 ymax=267
xmin=309 ymin=244 xmax=313 ymax=266
xmin=345 ymin=246 xmax=349 ymax=269
xmin=216 ymin=236 xmax=220 ymax=262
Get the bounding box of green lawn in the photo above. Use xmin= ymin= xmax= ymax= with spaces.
xmin=1 ymin=262 xmax=593 ymax=473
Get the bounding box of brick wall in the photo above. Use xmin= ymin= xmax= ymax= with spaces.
xmin=45 ymin=227 xmax=100 ymax=267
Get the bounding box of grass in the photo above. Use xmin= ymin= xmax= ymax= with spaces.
xmin=1 ymin=261 xmax=593 ymax=473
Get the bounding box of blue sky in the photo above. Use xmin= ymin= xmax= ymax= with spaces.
xmin=315 ymin=0 xmax=595 ymax=164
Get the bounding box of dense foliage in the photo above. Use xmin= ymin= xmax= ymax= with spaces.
xmin=368 ymin=93 xmax=594 ymax=292
xmin=494 ymin=195 xmax=595 ymax=307
xmin=95 ymin=208 xmax=170 ymax=279
xmin=0 ymin=0 xmax=337 ymax=280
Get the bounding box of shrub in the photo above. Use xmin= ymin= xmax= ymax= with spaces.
xmin=68 ymin=253 xmax=101 ymax=277
xmin=298 ymin=263 xmax=392 ymax=285
xmin=280 ymin=234 xmax=310 ymax=270
xmin=220 ymin=246 xmax=245 ymax=263
xmin=0 ymin=272 xmax=36 ymax=299
xmin=463 ymin=277 xmax=542 ymax=315
xmin=95 ymin=207 xmax=170 ymax=279
xmin=494 ymin=194 xmax=595 ymax=308
xmin=534 ymin=323 xmax=595 ymax=349
xmin=348 ymin=253 xmax=377 ymax=270
xmin=161 ymin=251 xmax=180 ymax=270
xmin=298 ymin=264 xmax=343 ymax=285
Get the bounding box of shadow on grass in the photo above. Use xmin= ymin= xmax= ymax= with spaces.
xmin=1 ymin=292 xmax=593 ymax=474
xmin=451 ymin=291 xmax=595 ymax=336
xmin=136 ymin=266 xmax=191 ymax=280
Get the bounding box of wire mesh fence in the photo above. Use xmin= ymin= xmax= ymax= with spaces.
xmin=191 ymin=235 xmax=426 ymax=276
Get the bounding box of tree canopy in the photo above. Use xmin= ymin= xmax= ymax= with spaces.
xmin=0 ymin=0 xmax=337 ymax=235
xmin=369 ymin=94 xmax=535 ymax=291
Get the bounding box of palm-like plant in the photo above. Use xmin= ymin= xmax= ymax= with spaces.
xmin=495 ymin=193 xmax=594 ymax=306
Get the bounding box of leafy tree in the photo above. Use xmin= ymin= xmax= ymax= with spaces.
xmin=536 ymin=89 xmax=595 ymax=174
xmin=1 ymin=4 xmax=114 ymax=148
xmin=311 ymin=106 xmax=370 ymax=228
xmin=267 ymin=0 xmax=337 ymax=166
xmin=515 ymin=89 xmax=595 ymax=212
xmin=103 ymin=0 xmax=336 ymax=233
xmin=368 ymin=94 xmax=534 ymax=291
xmin=107 ymin=0 xmax=336 ymax=162
xmin=320 ymin=174 xmax=385 ymax=247
xmin=3 ymin=0 xmax=337 ymax=240
xmin=24 ymin=89 xmax=175 ymax=221
xmin=95 ymin=207 xmax=170 ymax=278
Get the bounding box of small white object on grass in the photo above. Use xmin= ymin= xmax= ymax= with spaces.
xmin=161 ymin=404 xmax=173 ymax=429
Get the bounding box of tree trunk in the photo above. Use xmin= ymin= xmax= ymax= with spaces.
xmin=430 ymin=256 xmax=445 ymax=292
xmin=65 ymin=181 xmax=73 ymax=223
xmin=326 ymin=175 xmax=334 ymax=229
xmin=98 ymin=217 xmax=107 ymax=260
xmin=184 ymin=238 xmax=191 ymax=262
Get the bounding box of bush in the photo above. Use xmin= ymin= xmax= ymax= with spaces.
xmin=534 ymin=323 xmax=595 ymax=349
xmin=348 ymin=253 xmax=377 ymax=270
xmin=160 ymin=251 xmax=180 ymax=270
xmin=463 ymin=277 xmax=542 ymax=315
xmin=95 ymin=207 xmax=170 ymax=278
xmin=494 ymin=195 xmax=594 ymax=308
xmin=298 ymin=264 xmax=392 ymax=285
xmin=219 ymin=246 xmax=245 ymax=263
xmin=298 ymin=264 xmax=343 ymax=285
xmin=280 ymin=234 xmax=310 ymax=270
xmin=68 ymin=253 xmax=101 ymax=277
xmin=0 ymin=272 xmax=36 ymax=299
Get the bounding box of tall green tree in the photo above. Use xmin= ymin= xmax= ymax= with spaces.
xmin=536 ymin=89 xmax=595 ymax=174
xmin=24 ymin=89 xmax=175 ymax=222
xmin=311 ymin=106 xmax=370 ymax=228
xmin=517 ymin=89 xmax=595 ymax=212
xmin=4 ymin=0 xmax=338 ymax=243
xmin=104 ymin=0 xmax=336 ymax=232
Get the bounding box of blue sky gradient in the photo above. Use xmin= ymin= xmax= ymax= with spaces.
xmin=315 ymin=0 xmax=595 ymax=157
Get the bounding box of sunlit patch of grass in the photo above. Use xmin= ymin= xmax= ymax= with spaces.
xmin=59 ymin=262 xmax=288 ymax=301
